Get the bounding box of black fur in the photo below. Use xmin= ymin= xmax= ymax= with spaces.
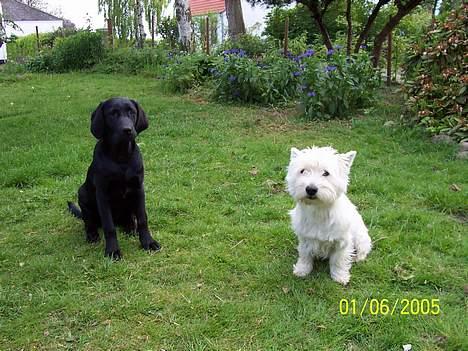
xmin=68 ymin=97 xmax=160 ymax=259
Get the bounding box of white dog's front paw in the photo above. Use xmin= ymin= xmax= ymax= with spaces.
xmin=293 ymin=262 xmax=312 ymax=278
xmin=355 ymin=250 xmax=369 ymax=262
xmin=330 ymin=269 xmax=350 ymax=285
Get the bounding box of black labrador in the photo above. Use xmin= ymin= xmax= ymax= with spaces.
xmin=68 ymin=97 xmax=160 ymax=259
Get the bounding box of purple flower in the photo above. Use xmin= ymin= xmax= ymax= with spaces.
xmin=327 ymin=48 xmax=334 ymax=56
xmin=325 ymin=65 xmax=337 ymax=72
xmin=292 ymin=71 xmax=302 ymax=77
xmin=223 ymin=48 xmax=247 ymax=58
xmin=305 ymin=48 xmax=315 ymax=56
xmin=297 ymin=48 xmax=315 ymax=61
xmin=228 ymin=75 xmax=236 ymax=82
xmin=335 ymin=45 xmax=343 ymax=50
xmin=307 ymin=91 xmax=316 ymax=97
xmin=360 ymin=44 xmax=367 ymax=49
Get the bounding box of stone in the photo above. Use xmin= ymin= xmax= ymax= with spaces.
xmin=458 ymin=140 xmax=468 ymax=152
xmin=431 ymin=134 xmax=454 ymax=144
xmin=456 ymin=151 xmax=468 ymax=160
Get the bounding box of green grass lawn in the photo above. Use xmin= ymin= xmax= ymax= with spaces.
xmin=0 ymin=73 xmax=466 ymax=350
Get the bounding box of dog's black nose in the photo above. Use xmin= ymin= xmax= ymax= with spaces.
xmin=306 ymin=186 xmax=318 ymax=196
xmin=123 ymin=127 xmax=132 ymax=135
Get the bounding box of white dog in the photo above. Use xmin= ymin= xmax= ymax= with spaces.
xmin=286 ymin=146 xmax=372 ymax=285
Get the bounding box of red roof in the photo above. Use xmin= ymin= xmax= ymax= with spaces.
xmin=190 ymin=0 xmax=225 ymax=16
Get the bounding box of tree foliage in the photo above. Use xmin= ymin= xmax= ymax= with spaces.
xmin=249 ymin=0 xmax=425 ymax=65
xmin=98 ymin=0 xmax=168 ymax=44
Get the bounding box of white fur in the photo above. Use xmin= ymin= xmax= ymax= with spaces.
xmin=286 ymin=146 xmax=372 ymax=285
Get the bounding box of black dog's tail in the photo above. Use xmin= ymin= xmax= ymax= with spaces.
xmin=67 ymin=201 xmax=83 ymax=220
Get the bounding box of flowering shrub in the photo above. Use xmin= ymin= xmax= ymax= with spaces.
xmin=162 ymin=44 xmax=379 ymax=114
xmin=163 ymin=53 xmax=216 ymax=93
xmin=298 ymin=48 xmax=380 ymax=119
xmin=211 ymin=49 xmax=301 ymax=105
xmin=403 ymin=5 xmax=467 ymax=141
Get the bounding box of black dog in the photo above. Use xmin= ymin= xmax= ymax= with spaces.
xmin=68 ymin=97 xmax=160 ymax=259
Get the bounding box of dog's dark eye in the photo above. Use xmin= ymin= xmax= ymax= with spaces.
xmin=300 ymin=169 xmax=305 ymax=174
xmin=323 ymin=170 xmax=330 ymax=176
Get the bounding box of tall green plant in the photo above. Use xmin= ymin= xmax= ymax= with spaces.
xmin=403 ymin=5 xmax=467 ymax=140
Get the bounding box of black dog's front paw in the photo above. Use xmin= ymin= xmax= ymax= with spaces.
xmin=105 ymin=247 xmax=122 ymax=260
xmin=141 ymin=238 xmax=161 ymax=252
xmin=86 ymin=232 xmax=100 ymax=243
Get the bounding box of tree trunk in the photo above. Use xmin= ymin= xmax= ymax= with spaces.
xmin=135 ymin=0 xmax=146 ymax=48
xmin=354 ymin=0 xmax=390 ymax=53
xmin=300 ymin=0 xmax=333 ymax=50
xmin=432 ymin=0 xmax=439 ymax=18
xmin=225 ymin=0 xmax=246 ymax=40
xmin=345 ymin=0 xmax=352 ymax=56
xmin=174 ymin=0 xmax=193 ymax=52
xmin=371 ymin=0 xmax=423 ymax=67
xmin=151 ymin=11 xmax=155 ymax=47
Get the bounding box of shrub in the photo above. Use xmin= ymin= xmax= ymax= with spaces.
xmin=298 ymin=48 xmax=380 ymax=119
xmin=403 ymin=5 xmax=467 ymax=141
xmin=93 ymin=47 xmax=167 ymax=75
xmin=25 ymin=51 xmax=56 ymax=72
xmin=264 ymin=5 xmax=316 ymax=44
xmin=218 ymin=34 xmax=269 ymax=57
xmin=163 ymin=53 xmax=216 ymax=93
xmin=7 ymin=28 xmax=78 ymax=62
xmin=158 ymin=17 xmax=179 ymax=49
xmin=52 ymin=31 xmax=105 ymax=71
xmin=25 ymin=31 xmax=105 ymax=72
xmin=211 ymin=50 xmax=301 ymax=105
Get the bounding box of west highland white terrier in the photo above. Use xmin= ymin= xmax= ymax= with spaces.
xmin=286 ymin=146 xmax=372 ymax=285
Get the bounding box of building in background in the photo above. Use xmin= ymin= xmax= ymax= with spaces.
xmin=0 ymin=0 xmax=64 ymax=62
xmin=0 ymin=0 xmax=63 ymax=37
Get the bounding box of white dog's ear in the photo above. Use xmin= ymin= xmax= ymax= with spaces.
xmin=340 ymin=151 xmax=357 ymax=170
xmin=290 ymin=147 xmax=301 ymax=159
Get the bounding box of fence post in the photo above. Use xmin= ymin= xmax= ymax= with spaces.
xmin=107 ymin=19 xmax=113 ymax=49
xmin=386 ymin=30 xmax=392 ymax=86
xmin=35 ymin=26 xmax=40 ymax=52
xmin=205 ymin=16 xmax=210 ymax=55
xmin=151 ymin=12 xmax=155 ymax=47
xmin=283 ymin=16 xmax=289 ymax=56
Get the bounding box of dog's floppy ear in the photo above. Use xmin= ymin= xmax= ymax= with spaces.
xmin=290 ymin=147 xmax=301 ymax=159
xmin=340 ymin=151 xmax=357 ymax=171
xmin=131 ymin=99 xmax=149 ymax=133
xmin=91 ymin=102 xmax=105 ymax=139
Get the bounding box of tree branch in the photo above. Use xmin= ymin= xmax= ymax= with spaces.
xmin=354 ymin=0 xmax=390 ymax=53
xmin=371 ymin=0 xmax=423 ymax=67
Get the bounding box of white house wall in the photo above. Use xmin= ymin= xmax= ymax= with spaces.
xmin=6 ymin=20 xmax=63 ymax=37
